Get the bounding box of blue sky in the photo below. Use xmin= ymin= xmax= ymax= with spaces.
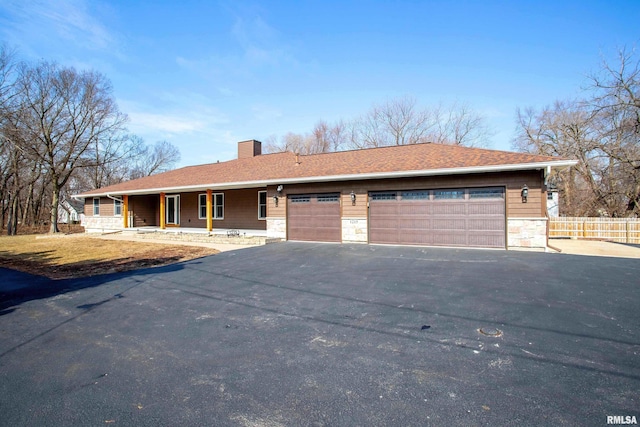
xmin=1 ymin=0 xmax=638 ymax=167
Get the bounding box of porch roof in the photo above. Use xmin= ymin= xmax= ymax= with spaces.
xmin=76 ymin=142 xmax=577 ymax=197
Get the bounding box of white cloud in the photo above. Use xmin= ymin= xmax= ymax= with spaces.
xmin=127 ymin=111 xmax=204 ymax=134
xmin=0 ymin=0 xmax=120 ymax=55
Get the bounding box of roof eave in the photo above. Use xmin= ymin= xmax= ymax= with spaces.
xmin=73 ymin=159 xmax=578 ymax=198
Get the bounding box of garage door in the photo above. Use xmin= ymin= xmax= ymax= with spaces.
xmin=369 ymin=187 xmax=505 ymax=248
xmin=287 ymin=193 xmax=341 ymax=242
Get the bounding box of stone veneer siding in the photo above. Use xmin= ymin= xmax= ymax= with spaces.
xmin=342 ymin=218 xmax=367 ymax=243
xmin=507 ymin=217 xmax=548 ymax=249
xmin=82 ymin=216 xmax=123 ymax=232
xmin=266 ymin=218 xmax=287 ymax=239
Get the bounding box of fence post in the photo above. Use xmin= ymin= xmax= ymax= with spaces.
xmin=626 ymin=220 xmax=630 ymax=244
xmin=582 ymin=220 xmax=586 ymax=238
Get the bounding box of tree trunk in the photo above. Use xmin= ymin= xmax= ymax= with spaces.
xmin=49 ymin=185 xmax=60 ymax=234
xmin=7 ymin=193 xmax=19 ymax=236
xmin=22 ymin=182 xmax=33 ymax=226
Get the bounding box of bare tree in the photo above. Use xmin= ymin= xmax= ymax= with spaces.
xmin=428 ymin=101 xmax=493 ymax=147
xmin=513 ymin=47 xmax=640 ymax=217
xmin=6 ymin=61 xmax=127 ymax=233
xmin=587 ymin=47 xmax=640 ymax=213
xmin=263 ymin=130 xmax=335 ymax=155
xmin=128 ymin=139 xmax=181 ymax=179
xmin=265 ymin=97 xmax=492 ymax=155
xmin=347 ymin=97 xmax=492 ymax=149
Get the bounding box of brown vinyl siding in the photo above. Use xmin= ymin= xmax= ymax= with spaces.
xmin=84 ymin=197 xmax=115 ymax=216
xmin=180 ymin=192 xmax=201 ymax=227
xmin=172 ymin=189 xmax=266 ymax=230
xmin=129 ymin=195 xmax=158 ymax=226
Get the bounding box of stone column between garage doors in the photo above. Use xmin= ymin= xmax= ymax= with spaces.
xmin=342 ymin=218 xmax=368 ymax=243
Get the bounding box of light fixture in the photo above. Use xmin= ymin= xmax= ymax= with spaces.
xmin=350 ymin=191 xmax=356 ymax=205
xmin=273 ymin=195 xmax=279 ymax=207
xmin=521 ymin=184 xmax=528 ymax=203
xmin=276 ymin=185 xmax=283 ymax=194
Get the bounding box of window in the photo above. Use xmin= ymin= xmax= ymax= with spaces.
xmin=93 ymin=197 xmax=100 ymax=216
xmin=434 ymin=190 xmax=464 ymax=200
xmin=371 ymin=192 xmax=397 ymax=201
xmin=258 ymin=191 xmax=267 ymax=220
xmin=213 ymin=193 xmax=224 ymax=219
xmin=114 ymin=199 xmax=122 ymax=216
xmin=199 ymin=193 xmax=224 ymax=219
xmin=469 ymin=188 xmax=504 ymax=199
xmin=317 ymin=194 xmax=339 ymax=202
xmin=290 ymin=195 xmax=310 ymax=203
xmin=198 ymin=194 xmax=207 ymax=219
xmin=401 ymin=191 xmax=430 ymax=200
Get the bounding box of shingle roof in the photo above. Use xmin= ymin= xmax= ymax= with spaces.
xmin=77 ymin=143 xmax=575 ymax=197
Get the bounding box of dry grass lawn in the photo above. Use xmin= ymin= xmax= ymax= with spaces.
xmin=0 ymin=234 xmax=219 ymax=279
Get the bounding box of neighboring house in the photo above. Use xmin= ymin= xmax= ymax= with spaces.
xmin=58 ymin=199 xmax=85 ymax=224
xmin=75 ymin=140 xmax=577 ymax=250
xmin=547 ymin=187 xmax=559 ymax=217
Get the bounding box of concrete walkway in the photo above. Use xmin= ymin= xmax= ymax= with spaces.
xmin=549 ymin=238 xmax=640 ymax=259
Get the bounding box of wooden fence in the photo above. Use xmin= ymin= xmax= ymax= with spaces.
xmin=549 ymin=217 xmax=640 ymax=244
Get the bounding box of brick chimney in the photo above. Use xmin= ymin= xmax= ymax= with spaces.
xmin=238 ymin=140 xmax=262 ymax=159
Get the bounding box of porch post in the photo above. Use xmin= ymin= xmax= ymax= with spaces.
xmin=160 ymin=192 xmax=166 ymax=229
xmin=122 ymin=195 xmax=129 ymax=228
xmin=206 ymin=189 xmax=213 ymax=232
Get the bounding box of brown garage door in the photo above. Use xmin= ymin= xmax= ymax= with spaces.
xmin=287 ymin=193 xmax=341 ymax=242
xmin=369 ymin=187 xmax=505 ymax=248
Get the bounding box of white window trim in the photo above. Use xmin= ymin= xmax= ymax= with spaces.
xmin=258 ymin=191 xmax=267 ymax=220
xmin=93 ymin=197 xmax=100 ymax=216
xmin=198 ymin=194 xmax=207 ymax=220
xmin=213 ymin=193 xmax=224 ymax=220
xmin=113 ymin=199 xmax=122 ymax=217
xmin=198 ymin=193 xmax=224 ymax=220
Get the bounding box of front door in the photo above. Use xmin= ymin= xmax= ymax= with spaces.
xmin=166 ymin=195 xmax=180 ymax=225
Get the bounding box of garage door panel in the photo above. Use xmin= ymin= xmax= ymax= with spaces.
xmin=467 ymin=233 xmax=505 ymax=248
xmin=468 ymin=203 xmax=503 ymax=215
xmin=431 ymin=203 xmax=467 ymax=215
xmin=431 ymin=218 xmax=467 ymax=230
xmin=467 ymin=218 xmax=504 ymax=230
xmin=396 ymin=218 xmax=431 ymax=229
xmin=369 ymin=187 xmax=505 ymax=248
xmin=287 ymin=194 xmax=341 ymax=242
xmin=431 ymin=232 xmax=468 ymax=246
xmin=396 ymin=202 xmax=431 ymax=215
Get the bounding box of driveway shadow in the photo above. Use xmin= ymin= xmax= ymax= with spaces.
xmin=0 ymin=262 xmax=187 ymax=314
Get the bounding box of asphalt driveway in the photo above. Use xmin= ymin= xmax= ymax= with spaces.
xmin=0 ymin=243 xmax=638 ymax=426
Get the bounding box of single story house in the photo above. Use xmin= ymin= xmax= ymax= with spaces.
xmin=58 ymin=199 xmax=84 ymax=224
xmin=75 ymin=140 xmax=577 ymax=250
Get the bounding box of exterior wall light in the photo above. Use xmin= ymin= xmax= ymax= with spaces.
xmin=350 ymin=191 xmax=356 ymax=205
xmin=521 ymin=184 xmax=528 ymax=203
xmin=273 ymin=185 xmax=283 ymax=207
